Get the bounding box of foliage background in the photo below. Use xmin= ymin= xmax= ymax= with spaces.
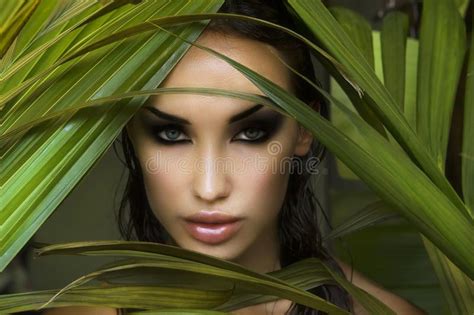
xmin=1 ymin=0 xmax=472 ymax=314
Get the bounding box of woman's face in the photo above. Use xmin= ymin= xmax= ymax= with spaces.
xmin=127 ymin=30 xmax=313 ymax=273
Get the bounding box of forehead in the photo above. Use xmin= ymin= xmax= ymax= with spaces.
xmin=158 ymin=30 xmax=292 ymax=96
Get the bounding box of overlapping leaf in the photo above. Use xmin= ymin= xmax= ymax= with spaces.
xmin=0 ymin=240 xmax=398 ymax=314
xmin=173 ymin=26 xmax=474 ymax=279
xmin=287 ymin=0 xmax=468 ymax=217
xmin=0 ymin=0 xmax=224 ymax=272
xmin=380 ymin=11 xmax=409 ymax=111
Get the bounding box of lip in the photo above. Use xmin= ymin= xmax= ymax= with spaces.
xmin=185 ymin=210 xmax=241 ymax=224
xmin=183 ymin=210 xmax=243 ymax=244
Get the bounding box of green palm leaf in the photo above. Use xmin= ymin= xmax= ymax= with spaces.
xmin=324 ymin=200 xmax=398 ymax=240
xmin=416 ymin=0 xmax=466 ymax=171
xmin=287 ymin=0 xmax=468 ymax=217
xmin=0 ymin=88 xmax=277 ymax=142
xmin=2 ymin=1 xmax=473 ymax=314
xmin=36 ymin=240 xmax=393 ymax=314
xmin=380 ymin=11 xmax=409 ymax=111
xmin=0 ymin=0 xmax=224 ymax=272
xmin=0 ymin=240 xmax=398 ymax=314
xmin=0 ymin=0 xmax=40 ymax=58
xmin=329 ymin=6 xmax=387 ymax=137
xmin=415 ymin=2 xmax=473 ymax=313
xmin=463 ymin=4 xmax=474 ymax=223
xmin=128 ymin=310 xmax=230 ymax=315
xmin=0 ymin=284 xmax=233 ymax=313
xmin=177 ymin=27 xmax=474 ymax=279
xmin=455 ymin=0 xmax=471 ymax=16
xmin=293 ymin=1 xmax=474 ymax=313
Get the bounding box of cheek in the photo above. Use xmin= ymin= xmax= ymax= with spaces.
xmin=248 ymin=154 xmax=290 ymax=189
xmin=136 ymin=147 xmax=187 ymax=219
xmin=246 ymin=169 xmax=289 ymax=216
xmin=234 ymin=145 xmax=294 ymax=217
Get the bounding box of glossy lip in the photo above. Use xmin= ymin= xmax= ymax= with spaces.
xmin=184 ymin=210 xmax=242 ymax=224
xmin=183 ymin=210 xmax=243 ymax=244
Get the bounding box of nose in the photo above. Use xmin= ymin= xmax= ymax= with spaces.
xmin=192 ymin=148 xmax=231 ymax=203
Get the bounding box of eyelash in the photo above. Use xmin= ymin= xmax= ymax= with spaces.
xmin=151 ymin=125 xmax=270 ymax=145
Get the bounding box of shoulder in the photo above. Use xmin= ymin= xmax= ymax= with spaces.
xmin=335 ymin=258 xmax=427 ymax=315
xmin=41 ymin=306 xmax=118 ymax=315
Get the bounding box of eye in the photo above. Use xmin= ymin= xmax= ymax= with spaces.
xmin=234 ymin=127 xmax=268 ymax=142
xmin=151 ymin=125 xmax=270 ymax=145
xmin=153 ymin=125 xmax=190 ymax=144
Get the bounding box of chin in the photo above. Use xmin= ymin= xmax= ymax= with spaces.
xmin=177 ymin=237 xmax=246 ymax=262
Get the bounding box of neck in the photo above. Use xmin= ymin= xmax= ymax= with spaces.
xmin=231 ymin=222 xmax=282 ymax=274
xmin=166 ymin=225 xmax=293 ymax=314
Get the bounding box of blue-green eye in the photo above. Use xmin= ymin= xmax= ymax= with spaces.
xmin=161 ymin=129 xmax=182 ymax=140
xmin=151 ymin=125 xmax=269 ymax=145
xmin=234 ymin=127 xmax=268 ymax=142
xmin=153 ymin=125 xmax=190 ymax=144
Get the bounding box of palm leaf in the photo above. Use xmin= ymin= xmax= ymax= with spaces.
xmin=287 ymin=0 xmax=468 ymax=217
xmin=0 ymin=0 xmax=224 ymax=272
xmin=463 ymin=3 xmax=474 ymax=223
xmin=327 ymin=2 xmax=474 ymax=313
xmin=0 ymin=88 xmax=277 ymax=142
xmin=0 ymin=11 xmax=341 ymax=110
xmin=0 ymin=240 xmax=390 ymax=314
xmin=0 ymin=0 xmax=40 ymax=58
xmin=455 ymin=0 xmax=471 ymax=16
xmin=0 ymin=0 xmax=132 ymax=102
xmin=330 ymin=2 xmax=474 ymax=314
xmin=35 ymin=240 xmax=335 ymax=312
xmin=329 ymin=6 xmax=387 ymax=137
xmin=414 ymin=2 xmax=474 ymax=313
xmin=422 ymin=238 xmax=474 ymax=314
xmin=128 ymin=310 xmax=230 ymax=315
xmin=2 ymin=1 xmax=472 ymax=313
xmin=30 ymin=240 xmax=393 ymax=314
xmin=416 ymin=0 xmax=466 ymax=171
xmin=0 ymin=284 xmax=234 ymax=313
xmin=175 ymin=28 xmax=474 ymax=279
xmin=380 ymin=11 xmax=409 ymax=110
xmin=324 ymin=200 xmax=398 ymax=240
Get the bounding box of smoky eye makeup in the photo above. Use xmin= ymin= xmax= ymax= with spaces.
xmin=139 ymin=108 xmax=286 ymax=145
xmin=233 ymin=111 xmax=285 ymax=143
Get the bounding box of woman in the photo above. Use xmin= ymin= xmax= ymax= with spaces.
xmin=44 ymin=0 xmax=425 ymax=314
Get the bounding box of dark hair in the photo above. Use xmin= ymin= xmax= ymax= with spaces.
xmin=115 ymin=1 xmax=353 ymax=314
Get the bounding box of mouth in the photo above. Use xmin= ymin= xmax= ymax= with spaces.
xmin=183 ymin=210 xmax=243 ymax=244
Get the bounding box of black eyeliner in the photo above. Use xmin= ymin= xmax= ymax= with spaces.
xmin=141 ymin=110 xmax=285 ymax=144
xmin=147 ymin=123 xmax=189 ymax=145
xmin=236 ymin=112 xmax=285 ymax=143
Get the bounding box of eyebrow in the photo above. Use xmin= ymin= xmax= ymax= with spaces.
xmin=143 ymin=104 xmax=265 ymax=125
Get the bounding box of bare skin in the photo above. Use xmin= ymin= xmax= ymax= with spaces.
xmin=41 ymin=30 xmax=426 ymax=315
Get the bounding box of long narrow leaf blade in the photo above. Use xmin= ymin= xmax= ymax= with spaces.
xmin=416 ymin=0 xmax=466 ymax=171
xmin=0 ymin=284 xmax=234 ymax=313
xmin=0 ymin=0 xmax=40 ymax=58
xmin=33 ymin=240 xmax=395 ymax=314
xmin=329 ymin=7 xmax=387 ymax=137
xmin=422 ymin=238 xmax=474 ymax=314
xmin=0 ymin=88 xmax=276 ymax=142
xmin=178 ymin=30 xmax=474 ymax=279
xmin=463 ymin=5 xmax=474 ymax=215
xmin=324 ymin=200 xmax=398 ymax=240
xmin=34 ymin=245 xmax=349 ymax=314
xmin=454 ymin=0 xmax=471 ymax=16
xmin=287 ymin=0 xmax=469 ymax=217
xmin=128 ymin=310 xmax=230 ymax=315
xmin=0 ymin=0 xmax=224 ymax=272
xmin=381 ymin=11 xmax=409 ymax=110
